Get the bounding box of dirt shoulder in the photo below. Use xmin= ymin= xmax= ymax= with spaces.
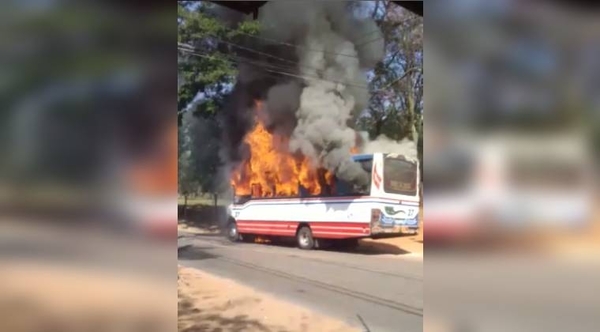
xmin=178 ymin=266 xmax=359 ymax=332
xmin=178 ymin=222 xmax=220 ymax=235
xmin=359 ymin=233 xmax=423 ymax=256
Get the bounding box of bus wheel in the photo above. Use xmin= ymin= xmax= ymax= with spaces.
xmin=297 ymin=226 xmax=315 ymax=250
xmin=227 ymin=221 xmax=240 ymax=242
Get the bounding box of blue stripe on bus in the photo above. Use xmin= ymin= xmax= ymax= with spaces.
xmin=351 ymin=154 xmax=373 ymax=161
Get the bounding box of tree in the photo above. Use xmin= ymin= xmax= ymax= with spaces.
xmin=358 ymin=1 xmax=423 ymax=147
xmin=177 ymin=2 xmax=261 ymax=197
xmin=178 ymin=2 xmax=260 ymax=117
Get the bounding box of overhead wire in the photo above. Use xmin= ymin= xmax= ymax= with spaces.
xmin=354 ymin=28 xmax=383 ymax=45
xmin=178 ymin=46 xmax=372 ymax=89
xmin=182 ymin=39 xmax=366 ymax=86
xmin=179 ymin=42 xmax=307 ymax=79
xmin=178 ymin=43 xmax=371 ymax=88
xmin=180 ymin=39 xmax=397 ymax=88
xmin=179 ymin=33 xmax=418 ymax=93
xmin=178 ymin=45 xmax=418 ymax=94
xmin=228 ymin=27 xmax=383 ymax=59
xmin=209 ymin=35 xmax=383 ymax=84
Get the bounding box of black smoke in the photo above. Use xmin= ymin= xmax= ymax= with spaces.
xmin=217 ymin=1 xmax=385 ymax=186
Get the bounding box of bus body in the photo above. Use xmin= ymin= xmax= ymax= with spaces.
xmin=227 ymin=153 xmax=420 ymax=248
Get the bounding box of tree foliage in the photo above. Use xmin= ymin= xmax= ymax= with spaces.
xmin=358 ymin=1 xmax=423 ymax=149
xmin=178 ymin=2 xmax=260 ymax=117
xmin=178 ymin=2 xmax=261 ymax=195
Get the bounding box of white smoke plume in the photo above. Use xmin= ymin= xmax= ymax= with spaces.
xmin=363 ymin=135 xmax=419 ymax=161
xmin=258 ymin=2 xmax=384 ymax=184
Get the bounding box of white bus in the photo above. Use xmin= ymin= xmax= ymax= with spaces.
xmin=226 ymin=153 xmax=421 ymax=249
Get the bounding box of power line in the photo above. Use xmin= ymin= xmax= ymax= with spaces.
xmin=230 ymin=28 xmax=382 ymax=59
xmin=179 ymin=46 xmax=369 ymax=89
xmin=354 ymin=28 xmax=382 ymax=44
xmin=178 ymin=45 xmax=418 ymax=93
xmin=180 ymin=42 xmax=297 ymax=71
xmin=179 ymin=42 xmax=370 ymax=87
xmin=208 ymin=37 xmax=311 ymax=71
xmin=369 ymin=67 xmax=421 ymax=98
xmin=179 ymin=42 xmax=310 ymax=81
xmin=217 ymin=51 xmax=376 ymax=88
xmin=184 ymin=38 xmax=364 ymax=86
xmin=231 ymin=32 xmax=359 ymax=58
xmin=356 ymin=35 xmax=384 ymax=48
xmin=178 ymin=46 xmax=417 ymax=94
xmin=181 ymin=28 xmax=385 ymax=84
xmin=178 ymin=46 xmax=372 ymax=89
xmin=210 ymin=36 xmax=377 ymax=84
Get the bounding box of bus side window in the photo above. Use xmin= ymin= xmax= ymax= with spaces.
xmin=334 ymin=177 xmax=353 ymax=196
xmin=335 ymin=178 xmax=371 ymax=197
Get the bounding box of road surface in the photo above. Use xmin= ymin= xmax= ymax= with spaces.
xmin=178 ymin=232 xmax=423 ymax=332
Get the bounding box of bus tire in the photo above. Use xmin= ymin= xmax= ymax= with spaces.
xmin=297 ymin=226 xmax=315 ymax=250
xmin=226 ymin=220 xmax=240 ymax=242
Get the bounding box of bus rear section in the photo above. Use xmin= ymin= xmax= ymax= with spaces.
xmin=367 ymin=153 xmax=421 ymax=238
xmin=227 ymin=153 xmax=420 ymax=249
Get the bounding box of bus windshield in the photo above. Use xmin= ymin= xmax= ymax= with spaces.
xmin=383 ymin=156 xmax=418 ymax=196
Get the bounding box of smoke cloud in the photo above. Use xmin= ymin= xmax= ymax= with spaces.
xmin=221 ymin=1 xmax=387 ymax=186
xmin=363 ymin=135 xmax=419 ymax=161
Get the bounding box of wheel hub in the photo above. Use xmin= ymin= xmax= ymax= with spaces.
xmin=299 ymin=233 xmax=309 ymax=246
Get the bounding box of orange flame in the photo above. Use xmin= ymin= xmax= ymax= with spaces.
xmin=231 ymin=100 xmax=334 ymax=198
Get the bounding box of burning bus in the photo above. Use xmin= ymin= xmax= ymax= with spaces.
xmin=199 ymin=1 xmax=423 ymax=249
xmin=225 ymin=103 xmax=420 ymax=249
xmin=228 ymin=153 xmax=420 ymax=249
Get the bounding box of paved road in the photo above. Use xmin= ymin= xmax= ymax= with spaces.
xmin=178 ymin=232 xmax=423 ymax=332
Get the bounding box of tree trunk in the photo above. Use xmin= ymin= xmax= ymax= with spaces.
xmin=183 ymin=194 xmax=188 ymax=220
xmin=372 ymin=0 xmax=381 ymax=19
xmin=407 ymin=92 xmax=418 ymax=143
xmin=374 ymin=118 xmax=384 ymax=138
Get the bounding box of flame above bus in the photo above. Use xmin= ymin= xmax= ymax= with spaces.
xmin=231 ymin=100 xmax=337 ymax=198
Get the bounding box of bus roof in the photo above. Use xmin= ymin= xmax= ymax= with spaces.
xmin=352 ymin=154 xmax=373 ymax=161
xmin=352 ymin=153 xmax=419 ymax=164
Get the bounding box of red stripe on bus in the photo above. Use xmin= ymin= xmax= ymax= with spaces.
xmin=237 ymin=221 xmax=369 ymax=227
xmin=237 ymin=220 xmax=371 ymax=239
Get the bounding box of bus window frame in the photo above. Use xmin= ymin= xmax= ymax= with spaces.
xmin=383 ymin=156 xmax=418 ymax=196
xmin=333 ymin=157 xmax=373 ymax=197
